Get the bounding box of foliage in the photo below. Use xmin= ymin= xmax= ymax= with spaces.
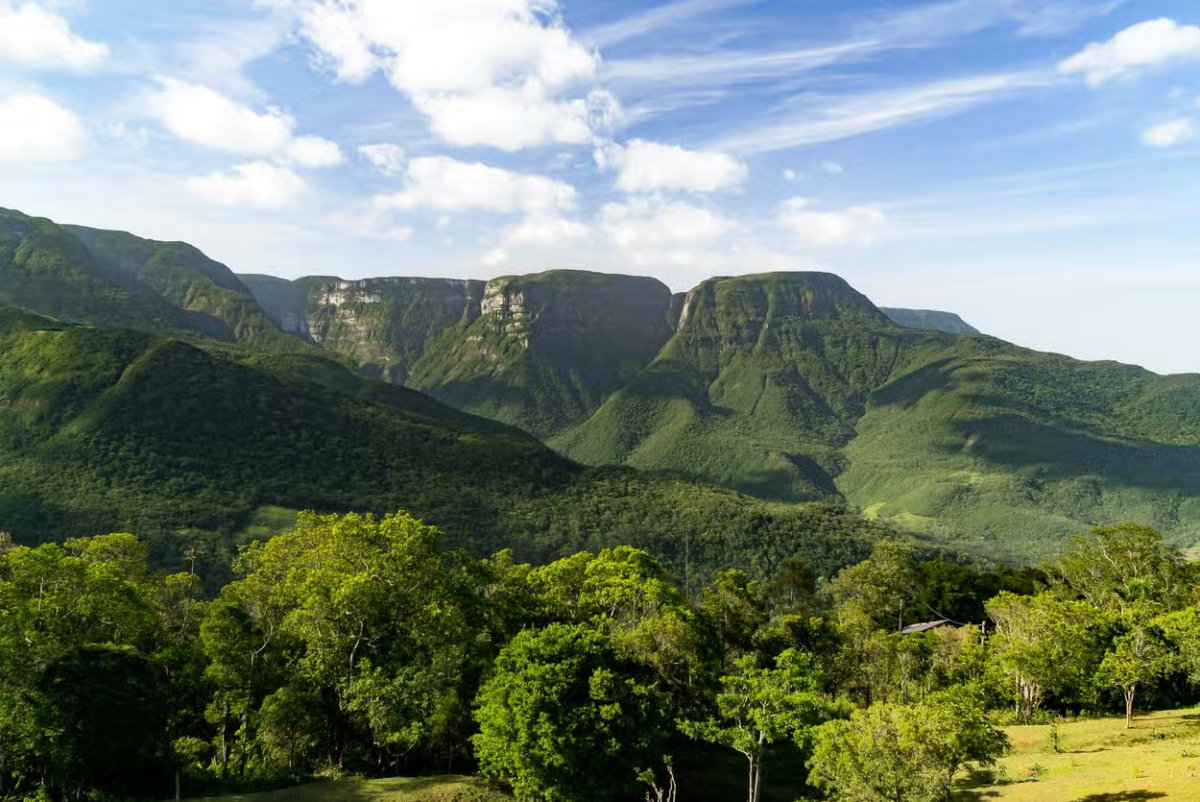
xmin=472 ymin=623 xmax=671 ymax=802
xmin=986 ymin=592 xmax=1105 ymax=722
xmin=680 ymin=650 xmax=834 ymax=802
xmin=808 ymin=690 xmax=1009 ymax=802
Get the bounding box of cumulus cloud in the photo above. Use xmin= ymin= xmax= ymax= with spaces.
xmin=1142 ymin=117 xmax=1197 ymax=148
xmin=284 ymin=135 xmax=344 ymax=167
xmin=601 ymin=197 xmax=738 ymax=250
xmin=147 ymin=78 xmax=295 ymax=155
xmin=0 ymin=93 xmax=87 ymax=161
xmin=504 ymin=214 xmax=593 ymax=247
xmin=0 ymin=2 xmax=108 ymax=70
xmin=147 ymin=78 xmax=344 ymax=179
xmin=186 ymin=162 xmax=308 ymax=207
xmin=1061 ymin=18 xmax=1200 ymax=86
xmin=777 ymin=198 xmax=886 ymax=246
xmin=601 ymin=139 xmax=747 ymax=193
xmin=286 ymin=0 xmax=614 ymax=150
xmin=359 ymin=143 xmax=406 ymax=176
xmin=376 ymin=156 xmax=577 ymax=215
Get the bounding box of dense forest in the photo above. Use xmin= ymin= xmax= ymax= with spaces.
xmin=4 ymin=515 xmax=1199 ymax=802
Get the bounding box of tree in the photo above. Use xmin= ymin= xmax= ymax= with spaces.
xmin=829 ymin=541 xmax=918 ymax=633
xmin=1049 ymin=524 xmax=1188 ymax=613
xmin=985 ymin=592 xmax=1103 ymax=722
xmin=808 ymin=690 xmax=1008 ymax=802
xmin=681 ymin=649 xmax=832 ymax=802
xmin=473 ymin=623 xmax=671 ymax=802
xmin=1095 ymin=611 xmax=1176 ymax=728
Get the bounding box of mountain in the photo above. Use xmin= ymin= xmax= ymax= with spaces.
xmin=553 ymin=272 xmax=1200 ymax=561
xmin=243 ymin=270 xmax=677 ymax=437
xmin=0 ymin=305 xmax=884 ymax=585
xmin=0 ymin=207 xmax=298 ymax=349
xmin=882 ymin=307 xmax=980 ymax=335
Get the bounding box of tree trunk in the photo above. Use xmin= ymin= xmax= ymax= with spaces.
xmin=1125 ymin=685 xmax=1137 ymax=729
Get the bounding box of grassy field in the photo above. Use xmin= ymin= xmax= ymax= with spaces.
xmin=955 ymin=708 xmax=1200 ymax=800
xmin=186 ymin=775 xmax=510 ymax=802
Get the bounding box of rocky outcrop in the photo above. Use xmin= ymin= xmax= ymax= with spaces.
xmin=882 ymin=307 xmax=980 ymax=335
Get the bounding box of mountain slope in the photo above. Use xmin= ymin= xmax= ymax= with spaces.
xmin=552 ymin=272 xmax=913 ymax=501
xmin=882 ymin=307 xmax=980 ymax=335
xmin=0 ymin=207 xmax=297 ymax=348
xmin=0 ymin=307 xmax=886 ymax=583
xmin=243 ymin=270 xmax=677 ymax=437
xmin=554 ymin=272 xmax=1200 ymax=560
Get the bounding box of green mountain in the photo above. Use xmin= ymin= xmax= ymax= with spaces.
xmin=0 ymin=207 xmax=297 ymax=348
xmin=243 ymin=270 xmax=677 ymax=437
xmin=882 ymin=307 xmax=980 ymax=335
xmin=0 ymin=305 xmax=884 ymax=584
xmin=553 ymin=272 xmax=1200 ymax=561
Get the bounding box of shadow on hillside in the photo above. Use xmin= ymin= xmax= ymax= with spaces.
xmin=1073 ymin=793 xmax=1167 ymax=801
xmin=868 ymin=358 xmax=1200 ymax=495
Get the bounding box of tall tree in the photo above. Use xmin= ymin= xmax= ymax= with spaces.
xmin=473 ymin=623 xmax=671 ymax=802
xmin=808 ymin=690 xmax=1008 ymax=802
xmin=681 ymin=649 xmax=832 ymax=802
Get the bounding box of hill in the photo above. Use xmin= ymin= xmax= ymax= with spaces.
xmin=553 ymin=273 xmax=1200 ymax=561
xmin=0 ymin=207 xmax=299 ymax=349
xmin=882 ymin=307 xmax=980 ymax=334
xmin=0 ymin=306 xmax=885 ymax=584
xmin=243 ymin=270 xmax=677 ymax=437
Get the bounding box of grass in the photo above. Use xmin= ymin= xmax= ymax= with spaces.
xmin=955 ymin=708 xmax=1200 ymax=800
xmin=185 ymin=776 xmax=510 ymax=802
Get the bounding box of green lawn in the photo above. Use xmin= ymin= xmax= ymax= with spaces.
xmin=185 ymin=776 xmax=510 ymax=802
xmin=955 ymin=707 xmax=1200 ymax=800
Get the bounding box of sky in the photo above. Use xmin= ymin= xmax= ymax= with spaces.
xmin=1 ymin=1 xmax=1200 ymax=374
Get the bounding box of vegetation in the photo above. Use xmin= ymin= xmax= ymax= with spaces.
xmin=5 ymin=510 xmax=1198 ymax=802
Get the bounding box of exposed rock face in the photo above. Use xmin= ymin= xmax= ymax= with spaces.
xmin=240 ymin=270 xmax=675 ymax=436
xmin=408 ymin=271 xmax=676 ymax=436
xmin=882 ymin=307 xmax=980 ymax=335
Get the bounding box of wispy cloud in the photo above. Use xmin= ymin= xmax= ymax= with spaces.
xmin=582 ymin=0 xmax=759 ymax=49
xmin=712 ymin=70 xmax=1057 ymax=154
xmin=603 ymin=41 xmax=880 ymax=90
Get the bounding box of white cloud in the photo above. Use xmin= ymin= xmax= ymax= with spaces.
xmin=186 ymin=162 xmax=308 ymax=208
xmin=1061 ymin=18 xmax=1200 ymax=87
xmin=147 ymin=78 xmax=295 ymax=156
xmin=600 ymin=197 xmax=738 ymax=250
xmin=146 ymin=78 xmax=345 ymax=171
xmin=376 ymin=156 xmax=577 ymax=215
xmin=782 ymin=169 xmax=800 ymax=181
xmin=482 ymin=247 xmax=511 ymax=267
xmin=0 ymin=2 xmax=108 ymax=70
xmin=505 ymin=214 xmax=592 ymax=247
xmin=602 ymin=139 xmax=747 ymax=193
xmin=0 ymin=93 xmax=86 ymax=161
xmin=820 ymin=160 xmax=845 ymax=175
xmin=285 ymin=135 xmax=344 ymax=167
xmin=777 ymin=198 xmax=886 ymax=246
xmin=288 ymin=0 xmax=611 ymax=150
xmin=359 ymin=143 xmax=406 ymax=176
xmin=714 ymin=71 xmax=1051 ymax=154
xmin=1142 ymin=117 xmax=1197 ymax=148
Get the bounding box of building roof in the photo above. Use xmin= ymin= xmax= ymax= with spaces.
xmin=900 ymin=619 xmax=954 ymax=635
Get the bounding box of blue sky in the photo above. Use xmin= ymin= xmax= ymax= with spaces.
xmin=2 ymin=1 xmax=1200 ymax=373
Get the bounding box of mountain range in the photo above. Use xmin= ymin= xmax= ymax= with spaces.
xmin=3 ymin=205 xmax=1200 ymax=566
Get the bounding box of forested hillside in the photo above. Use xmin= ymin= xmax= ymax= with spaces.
xmin=0 ymin=306 xmax=885 ymax=586
xmin=0 ymin=208 xmax=299 ymax=349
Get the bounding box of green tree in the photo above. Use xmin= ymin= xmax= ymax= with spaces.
xmin=681 ymin=649 xmax=832 ymax=802
xmin=808 ymin=691 xmax=1008 ymax=802
xmin=1049 ymin=524 xmax=1188 ymax=613
xmin=473 ymin=623 xmax=671 ymax=802
xmin=985 ymin=592 xmax=1103 ymax=722
xmin=1095 ymin=611 xmax=1176 ymax=728
xmin=830 ymin=541 xmax=918 ymax=633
